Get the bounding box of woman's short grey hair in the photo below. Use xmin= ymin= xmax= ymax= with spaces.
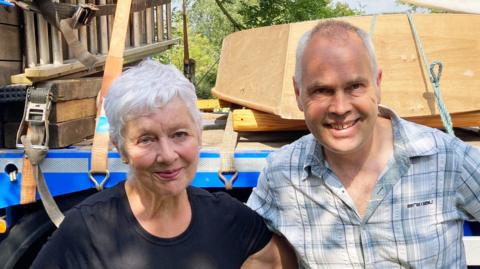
xmin=104 ymin=59 xmax=202 ymax=152
xmin=294 ymin=20 xmax=378 ymax=90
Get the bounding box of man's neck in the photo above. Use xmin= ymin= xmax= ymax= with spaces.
xmin=323 ymin=117 xmax=394 ymax=218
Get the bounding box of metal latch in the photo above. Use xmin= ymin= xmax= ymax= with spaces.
xmin=16 ymin=87 xmax=52 ymax=150
xmin=72 ymin=3 xmax=98 ymax=28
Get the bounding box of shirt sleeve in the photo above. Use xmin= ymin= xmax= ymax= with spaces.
xmin=30 ymin=208 xmax=91 ymax=269
xmin=456 ymin=144 xmax=480 ymax=221
xmin=246 ymin=166 xmax=279 ymax=233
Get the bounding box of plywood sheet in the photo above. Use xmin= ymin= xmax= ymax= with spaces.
xmin=214 ymin=24 xmax=291 ymax=115
xmin=213 ymin=13 xmax=480 ymax=122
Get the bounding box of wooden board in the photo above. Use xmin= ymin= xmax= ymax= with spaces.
xmin=0 ymin=25 xmax=21 ymax=61
xmin=0 ymin=62 xmax=22 ymax=86
xmin=50 ymin=98 xmax=97 ymax=123
xmin=233 ymin=109 xmax=306 ymax=132
xmin=405 ymin=110 xmax=480 ymax=128
xmin=213 ymin=13 xmax=480 ymax=126
xmin=4 ymin=117 xmax=95 ymax=149
xmin=198 ymin=99 xmax=222 ymax=111
xmin=0 ymin=7 xmax=19 ymax=25
xmin=232 ymin=108 xmax=480 ymax=132
xmin=23 ymin=39 xmax=180 ymax=80
xmin=38 ymin=78 xmax=102 ymax=101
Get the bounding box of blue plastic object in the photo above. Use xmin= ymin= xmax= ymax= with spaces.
xmin=0 ymin=0 xmax=13 ymax=7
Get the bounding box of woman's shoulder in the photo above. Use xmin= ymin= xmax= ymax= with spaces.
xmin=188 ymin=187 xmax=247 ymax=211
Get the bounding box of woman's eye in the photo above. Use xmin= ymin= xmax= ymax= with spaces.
xmin=138 ymin=136 xmax=155 ymax=144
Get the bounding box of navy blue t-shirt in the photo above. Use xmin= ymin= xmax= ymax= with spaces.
xmin=31 ymin=182 xmax=272 ymax=269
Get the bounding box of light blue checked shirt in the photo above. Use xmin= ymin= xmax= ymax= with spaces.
xmin=247 ymin=106 xmax=480 ymax=268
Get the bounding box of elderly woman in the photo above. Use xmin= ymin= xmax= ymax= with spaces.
xmin=31 ymin=60 xmax=296 ymax=268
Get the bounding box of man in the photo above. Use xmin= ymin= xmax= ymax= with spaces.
xmin=247 ymin=20 xmax=480 ymax=268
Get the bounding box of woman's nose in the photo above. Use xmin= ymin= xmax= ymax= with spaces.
xmin=156 ymin=139 xmax=178 ymax=164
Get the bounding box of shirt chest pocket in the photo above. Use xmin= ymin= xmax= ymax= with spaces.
xmin=392 ymin=195 xmax=450 ymax=264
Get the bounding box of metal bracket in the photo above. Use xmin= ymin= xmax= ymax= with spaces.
xmin=15 ymin=87 xmax=52 ymax=150
xmin=71 ymin=3 xmax=98 ymax=28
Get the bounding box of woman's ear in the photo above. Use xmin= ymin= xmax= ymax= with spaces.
xmin=112 ymin=141 xmax=128 ymax=164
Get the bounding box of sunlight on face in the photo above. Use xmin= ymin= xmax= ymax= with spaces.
xmin=297 ymin=32 xmax=381 ymax=157
xmin=122 ymin=97 xmax=200 ymax=197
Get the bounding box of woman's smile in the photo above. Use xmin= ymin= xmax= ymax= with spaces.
xmin=153 ymin=167 xmax=183 ymax=181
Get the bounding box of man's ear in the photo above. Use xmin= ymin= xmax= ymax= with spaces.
xmin=293 ymin=77 xmax=304 ymax=112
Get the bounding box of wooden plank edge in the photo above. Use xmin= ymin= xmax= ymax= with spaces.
xmin=233 ymin=109 xmax=307 ymax=132
xmin=198 ymin=99 xmax=222 ymax=111
xmin=234 ymin=109 xmax=480 ymax=132
xmin=405 ymin=110 xmax=480 ymax=128
xmin=24 ymin=38 xmax=181 ymax=79
xmin=10 ymin=74 xmax=33 ymax=85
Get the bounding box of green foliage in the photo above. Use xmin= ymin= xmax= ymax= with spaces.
xmin=155 ymin=0 xmax=233 ymax=98
xmin=239 ymin=0 xmax=358 ymax=27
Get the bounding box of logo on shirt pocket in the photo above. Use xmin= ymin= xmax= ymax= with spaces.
xmin=406 ymin=199 xmax=433 ymax=208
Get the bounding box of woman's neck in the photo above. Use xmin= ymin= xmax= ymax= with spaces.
xmin=125 ymin=179 xmax=192 ymax=238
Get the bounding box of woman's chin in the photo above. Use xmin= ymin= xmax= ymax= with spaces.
xmin=151 ymin=175 xmax=190 ymax=196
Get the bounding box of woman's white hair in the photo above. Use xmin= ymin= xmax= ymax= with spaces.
xmin=104 ymin=59 xmax=201 ymax=153
xmin=294 ymin=20 xmax=378 ymax=90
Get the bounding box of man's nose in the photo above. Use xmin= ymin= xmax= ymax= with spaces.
xmin=328 ymin=91 xmax=351 ymax=115
xmin=156 ymin=139 xmax=178 ymax=164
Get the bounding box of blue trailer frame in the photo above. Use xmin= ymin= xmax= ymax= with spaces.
xmin=0 ymin=147 xmax=271 ymax=209
xmin=1 ymin=147 xmax=480 ymax=264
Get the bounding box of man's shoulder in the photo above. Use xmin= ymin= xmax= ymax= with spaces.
xmin=398 ymin=118 xmax=472 ymax=156
xmin=266 ymin=133 xmax=316 ymax=165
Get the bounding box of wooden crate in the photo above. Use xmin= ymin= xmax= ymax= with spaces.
xmin=3 ymin=78 xmax=103 ymax=148
xmin=0 ymin=8 xmax=21 ymax=86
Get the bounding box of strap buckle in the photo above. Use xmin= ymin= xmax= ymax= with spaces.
xmin=72 ymin=3 xmax=98 ymax=28
xmin=16 ymin=87 xmax=52 ymax=150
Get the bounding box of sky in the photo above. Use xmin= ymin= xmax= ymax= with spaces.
xmin=332 ymin=0 xmax=422 ymax=14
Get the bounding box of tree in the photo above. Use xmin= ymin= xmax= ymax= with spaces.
xmin=155 ymin=7 xmax=220 ymax=99
xmin=238 ymin=0 xmax=358 ymax=28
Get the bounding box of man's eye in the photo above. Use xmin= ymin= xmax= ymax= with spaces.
xmin=172 ymin=131 xmax=188 ymax=140
xmin=352 ymin=83 xmax=361 ymax=89
xmin=348 ymin=83 xmax=363 ymax=91
xmin=311 ymin=88 xmax=333 ymax=96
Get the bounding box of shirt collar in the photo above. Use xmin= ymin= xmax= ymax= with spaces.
xmin=301 ymin=105 xmax=439 ymax=181
xmin=379 ymin=105 xmax=439 ymax=158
